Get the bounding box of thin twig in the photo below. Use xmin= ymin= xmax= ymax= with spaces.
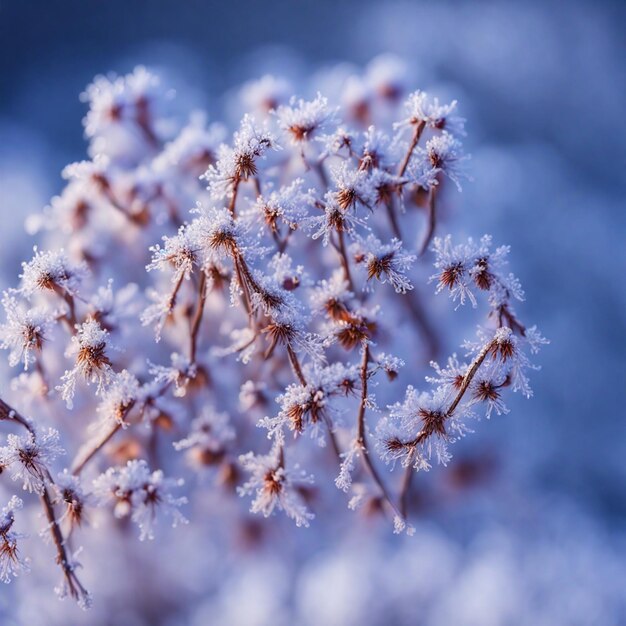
xmin=189 ymin=271 xmax=208 ymax=364
xmin=286 ymin=345 xmax=307 ymax=386
xmin=336 ymin=229 xmax=355 ymax=293
xmin=398 ymin=121 xmax=426 ymax=178
xmin=419 ymin=186 xmax=438 ymax=256
xmin=71 ymin=422 xmax=121 ymax=476
xmin=228 ymin=176 xmax=241 ymax=216
xmin=355 ymin=342 xmax=405 ymax=523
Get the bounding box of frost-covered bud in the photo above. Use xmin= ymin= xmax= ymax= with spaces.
xmin=55 ymin=470 xmax=92 ymax=528
xmin=0 ymin=294 xmax=54 ymax=370
xmin=261 ymin=308 xmax=325 ymax=363
xmin=357 ymin=126 xmax=392 ymax=171
xmin=330 ymin=162 xmax=376 ymax=211
xmin=147 ymin=224 xmax=201 ymax=283
xmin=246 ymin=178 xmax=315 ymax=234
xmin=365 ymin=54 xmax=408 ymax=102
xmin=275 ymin=93 xmax=338 ymax=145
xmin=324 ymin=306 xmax=379 ymax=351
xmin=96 ymin=370 xmax=140 ymax=426
xmin=260 ymin=362 xmax=359 ymax=441
xmin=431 ymin=235 xmax=525 ymax=320
xmin=309 ymin=270 xmax=355 ymax=322
xmin=240 ymin=74 xmax=292 ymax=115
xmin=188 ymin=205 xmax=252 ymax=260
xmin=174 ymin=406 xmax=235 ymax=467
xmin=352 ymin=234 xmax=416 ymax=293
xmin=202 ymin=115 xmax=275 ymax=199
xmin=93 ymin=459 xmax=187 ymax=541
xmin=81 ymin=66 xmax=173 ymax=163
xmin=152 ymin=114 xmax=226 ymax=178
xmin=19 ymin=248 xmax=87 ymax=299
xmin=0 ymin=496 xmax=29 ymax=584
xmin=374 ymin=353 xmax=405 ymax=381
xmin=465 ymin=326 xmax=548 ymax=399
xmin=419 ymin=133 xmax=470 ymax=191
xmin=238 ymin=443 xmax=314 ymax=527
xmin=0 ymin=428 xmax=64 ymax=494
xmin=396 ymin=90 xmax=466 ymax=136
xmin=305 ymin=193 xmax=369 ymax=247
xmin=58 ymin=319 xmax=113 ymax=408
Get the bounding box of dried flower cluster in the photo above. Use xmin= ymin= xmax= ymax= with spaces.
xmin=0 ymin=62 xmax=546 ymax=606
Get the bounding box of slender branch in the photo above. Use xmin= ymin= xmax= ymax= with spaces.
xmin=189 ymin=271 xmax=208 ymax=363
xmin=398 ymin=120 xmax=426 ymax=177
xmin=71 ymin=422 xmax=121 ymax=476
xmin=286 ymin=345 xmax=307 ymax=386
xmin=419 ymin=186 xmax=438 ymax=256
xmin=398 ymin=462 xmax=414 ymax=518
xmin=0 ymin=398 xmax=35 ymax=435
xmin=402 ymin=288 xmax=439 ymax=362
xmin=445 ymin=337 xmax=496 ymax=418
xmin=227 ymin=176 xmax=241 ymax=216
xmin=336 ymin=228 xmax=355 ymax=293
xmin=355 ymin=342 xmax=405 ymax=523
xmin=40 ymin=487 xmax=89 ymax=604
xmin=385 ymin=198 xmax=403 ymax=241
xmin=253 ymin=176 xmax=263 ymax=198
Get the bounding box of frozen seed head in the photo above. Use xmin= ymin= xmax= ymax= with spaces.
xmin=19 ymin=248 xmax=87 ymax=299
xmin=58 ymin=319 xmax=113 ymax=408
xmin=275 ymin=93 xmax=338 ymax=145
xmin=0 ymin=496 xmax=29 ymax=584
xmin=0 ymin=428 xmax=64 ymax=494
xmin=238 ymin=443 xmax=314 ymax=527
xmin=353 ymin=235 xmax=416 ymax=294
xmin=93 ymin=459 xmax=187 ymax=541
xmin=397 ymin=90 xmax=466 ymax=136
xmin=0 ymin=294 xmax=54 ymax=370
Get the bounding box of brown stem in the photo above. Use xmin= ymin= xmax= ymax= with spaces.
xmin=71 ymin=422 xmax=121 ymax=476
xmin=189 ymin=271 xmax=208 ymax=363
xmin=399 ymin=462 xmax=414 ymax=518
xmin=0 ymin=398 xmax=35 ymax=435
xmin=385 ymin=198 xmax=403 ymax=241
xmin=445 ymin=338 xmax=496 ymax=418
xmin=310 ymin=158 xmax=328 ymax=188
xmin=228 ymin=176 xmax=241 ymax=217
xmin=51 ymin=285 xmax=78 ymax=331
xmin=286 ymin=345 xmax=307 ymax=386
xmin=419 ymin=186 xmax=438 ymax=256
xmin=167 ymin=271 xmax=186 ymax=316
xmin=398 ymin=121 xmax=426 ymax=177
xmin=355 ymin=342 xmax=404 ymax=523
xmin=336 ymin=229 xmax=355 ymax=293
xmin=253 ymin=176 xmax=263 ymax=198
xmin=40 ymin=487 xmax=89 ymax=604
xmin=402 ymin=288 xmax=439 ymax=362
xmin=233 ymin=256 xmax=254 ymax=322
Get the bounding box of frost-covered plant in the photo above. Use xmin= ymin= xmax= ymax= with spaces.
xmin=0 ymin=62 xmax=546 ymax=607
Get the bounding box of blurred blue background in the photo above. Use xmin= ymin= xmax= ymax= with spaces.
xmin=1 ymin=0 xmax=625 ymax=623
